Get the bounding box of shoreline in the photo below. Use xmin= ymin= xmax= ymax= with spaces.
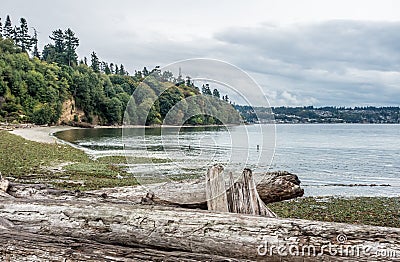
xmin=6 ymin=124 xmax=233 ymax=144
xmin=9 ymin=125 xmax=81 ymax=144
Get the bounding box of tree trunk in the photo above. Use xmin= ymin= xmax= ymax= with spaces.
xmin=7 ymin=170 xmax=304 ymax=209
xmin=206 ymin=164 xmax=229 ymax=212
xmin=0 ymin=196 xmax=399 ymax=261
xmin=206 ymin=165 xmax=276 ymax=217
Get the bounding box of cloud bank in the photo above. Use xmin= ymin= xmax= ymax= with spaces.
xmin=118 ymin=20 xmax=400 ymax=106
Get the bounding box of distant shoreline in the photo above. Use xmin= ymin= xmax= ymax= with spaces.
xmin=5 ymin=124 xmax=232 ymax=144
xmin=5 ymin=121 xmax=400 ymax=145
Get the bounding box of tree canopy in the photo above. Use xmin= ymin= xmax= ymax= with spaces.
xmin=0 ymin=15 xmax=239 ymax=126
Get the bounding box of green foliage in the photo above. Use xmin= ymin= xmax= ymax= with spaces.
xmin=90 ymin=51 xmax=100 ymax=72
xmin=0 ymin=15 xmax=239 ymax=127
xmin=0 ymin=39 xmax=68 ymax=124
xmin=15 ymin=18 xmax=34 ymax=52
xmin=31 ymin=103 xmax=58 ymax=125
xmin=64 ymin=28 xmax=79 ymax=66
xmin=3 ymin=15 xmax=13 ymax=39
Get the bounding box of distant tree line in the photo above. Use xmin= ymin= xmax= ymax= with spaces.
xmin=235 ymin=105 xmax=400 ymax=124
xmin=0 ymin=15 xmax=236 ymax=126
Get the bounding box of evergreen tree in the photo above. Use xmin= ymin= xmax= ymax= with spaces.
xmin=49 ymin=29 xmax=64 ymax=53
xmin=0 ymin=18 xmax=2 ymax=38
xmin=186 ymin=76 xmax=193 ymax=87
xmin=90 ymin=51 xmax=100 ymax=72
xmin=12 ymin=25 xmax=20 ymax=45
xmin=223 ymin=95 xmax=229 ymax=102
xmin=64 ymin=28 xmax=79 ymax=66
xmin=161 ymin=71 xmax=173 ymax=82
xmin=32 ymin=28 xmax=40 ymax=58
xmin=17 ymin=18 xmax=33 ymax=52
xmin=110 ymin=63 xmax=114 ymax=74
xmin=48 ymin=29 xmax=66 ymax=64
xmin=42 ymin=44 xmax=57 ymax=62
xmin=119 ymin=64 xmax=125 ymax=75
xmin=115 ymin=64 xmax=119 ymax=75
xmin=142 ymin=67 xmax=149 ymax=77
xmin=134 ymin=70 xmax=142 ymax=79
xmin=3 ymin=15 xmax=13 ymax=39
xmin=212 ymin=88 xmax=220 ymax=99
xmin=202 ymin=84 xmax=212 ymax=95
xmin=103 ymin=62 xmax=111 ymax=75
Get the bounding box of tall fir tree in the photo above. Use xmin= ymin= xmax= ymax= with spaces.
xmin=90 ymin=51 xmax=100 ymax=72
xmin=102 ymin=62 xmax=111 ymax=74
xmin=3 ymin=15 xmax=13 ymax=39
xmin=16 ymin=18 xmax=33 ymax=52
xmin=142 ymin=66 xmax=149 ymax=77
xmin=48 ymin=29 xmax=66 ymax=64
xmin=49 ymin=29 xmax=65 ymax=53
xmin=13 ymin=25 xmax=20 ymax=45
xmin=119 ymin=64 xmax=125 ymax=75
xmin=32 ymin=28 xmax=40 ymax=58
xmin=64 ymin=28 xmax=79 ymax=66
xmin=0 ymin=18 xmax=3 ymax=38
xmin=212 ymin=88 xmax=220 ymax=99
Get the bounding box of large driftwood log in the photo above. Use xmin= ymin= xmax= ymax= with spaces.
xmin=0 ymin=196 xmax=399 ymax=261
xmin=0 ymin=230 xmax=243 ymax=262
xmin=6 ymin=171 xmax=304 ymax=209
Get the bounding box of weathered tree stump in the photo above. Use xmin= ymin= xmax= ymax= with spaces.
xmin=206 ymin=165 xmax=276 ymax=217
xmin=228 ymin=169 xmax=276 ymax=217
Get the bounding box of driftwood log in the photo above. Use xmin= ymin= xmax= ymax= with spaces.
xmin=0 ymin=195 xmax=399 ymax=261
xmin=5 ymin=170 xmax=303 ymax=209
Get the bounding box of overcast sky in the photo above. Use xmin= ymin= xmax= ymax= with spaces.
xmin=2 ymin=0 xmax=400 ymax=107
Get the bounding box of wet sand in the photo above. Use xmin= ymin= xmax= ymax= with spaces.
xmin=10 ymin=126 xmax=80 ymax=144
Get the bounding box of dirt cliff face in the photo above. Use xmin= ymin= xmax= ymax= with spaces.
xmin=58 ymin=98 xmax=85 ymax=124
xmin=58 ymin=98 xmax=101 ymax=125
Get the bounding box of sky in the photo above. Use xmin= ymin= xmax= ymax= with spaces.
xmin=2 ymin=0 xmax=400 ymax=107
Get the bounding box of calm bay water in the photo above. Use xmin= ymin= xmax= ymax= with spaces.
xmin=55 ymin=124 xmax=400 ymax=197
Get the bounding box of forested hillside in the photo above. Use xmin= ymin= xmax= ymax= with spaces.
xmin=0 ymin=15 xmax=238 ymax=126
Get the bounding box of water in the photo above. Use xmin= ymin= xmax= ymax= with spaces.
xmin=55 ymin=124 xmax=400 ymax=197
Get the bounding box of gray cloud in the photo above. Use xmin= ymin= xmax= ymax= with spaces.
xmin=100 ymin=20 xmax=400 ymax=106
xmin=213 ymin=21 xmax=400 ymax=106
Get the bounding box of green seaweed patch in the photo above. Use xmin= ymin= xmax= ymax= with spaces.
xmin=270 ymin=196 xmax=400 ymax=228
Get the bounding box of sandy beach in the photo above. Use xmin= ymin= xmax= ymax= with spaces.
xmin=10 ymin=126 xmax=80 ymax=144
